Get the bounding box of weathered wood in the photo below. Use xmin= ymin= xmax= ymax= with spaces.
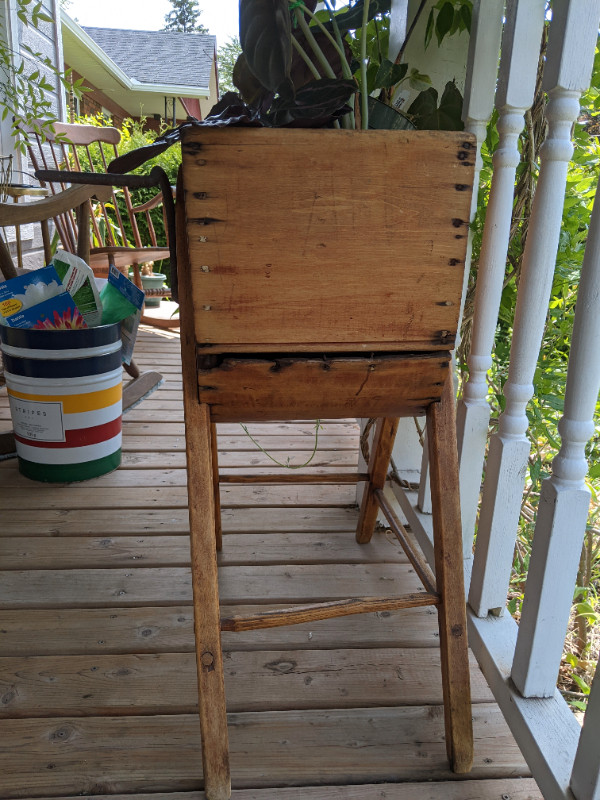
xmin=0 ymin=604 xmax=441 ymax=657
xmin=0 ymin=532 xmax=407 ymax=570
xmin=182 ymin=128 xmax=474 ymax=351
xmin=211 ymin=422 xmax=223 ymax=551
xmin=198 ymin=355 xmax=449 ymax=421
xmin=356 ymin=418 xmax=400 ymax=543
xmin=0 ymin=705 xmax=529 ymax=798
xmin=218 ymin=472 xmax=368 ymax=484
xmin=427 ymin=375 xmax=473 ymax=773
xmin=0 ymin=649 xmax=492 ymax=718
xmin=221 ymin=593 xmax=438 ymax=631
xmin=375 ymin=488 xmax=437 ymax=595
xmin=0 ymin=563 xmax=423 ymax=609
xmin=0 ymin=507 xmax=362 ymax=536
xmin=0 ymin=484 xmax=358 ymax=509
xmin=10 ymin=779 xmax=544 ymax=800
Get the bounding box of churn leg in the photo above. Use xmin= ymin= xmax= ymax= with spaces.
xmin=356 ymin=417 xmax=399 ymax=543
xmin=211 ymin=422 xmax=223 ymax=551
xmin=186 ymin=402 xmax=231 ymax=799
xmin=427 ymin=373 xmax=473 ymax=773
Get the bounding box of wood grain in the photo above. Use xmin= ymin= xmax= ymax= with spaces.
xmin=181 ymin=128 xmax=474 ymax=350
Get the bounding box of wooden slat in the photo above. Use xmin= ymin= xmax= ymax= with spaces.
xmin=182 ymin=128 xmax=474 ymax=350
xmin=0 ymin=705 xmax=528 ymax=798
xmin=0 ymin=532 xmax=406 ymax=570
xmin=0 ymin=649 xmax=493 ymax=718
xmin=0 ymin=484 xmax=358 ymax=509
xmin=10 ymin=780 xmax=544 ymax=800
xmin=0 ymin=604 xmax=442 ymax=656
xmin=0 ymin=563 xmax=423 ymax=609
xmin=0 ymin=507 xmax=362 ymax=536
xmin=198 ymin=355 xmax=448 ymax=421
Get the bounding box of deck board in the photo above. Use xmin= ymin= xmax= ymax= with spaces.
xmin=0 ymin=328 xmax=541 ymax=799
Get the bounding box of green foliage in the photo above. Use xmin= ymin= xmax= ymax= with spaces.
xmin=0 ymin=0 xmax=87 ymax=152
xmin=424 ymin=0 xmax=472 ymax=48
xmin=218 ymin=36 xmax=242 ymax=95
xmin=163 ymin=0 xmax=208 ymax=33
xmin=76 ymin=115 xmax=182 ymax=283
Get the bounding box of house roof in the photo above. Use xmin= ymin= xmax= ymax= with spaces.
xmin=81 ymin=27 xmax=217 ymax=91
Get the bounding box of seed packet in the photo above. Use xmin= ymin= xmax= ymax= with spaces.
xmin=2 ymin=292 xmax=87 ymax=329
xmin=51 ymin=250 xmax=103 ymax=327
xmin=99 ymin=265 xmax=144 ymax=364
xmin=0 ymin=265 xmax=63 ymax=323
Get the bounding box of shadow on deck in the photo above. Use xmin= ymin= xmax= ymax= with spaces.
xmin=0 ymin=328 xmax=541 ymax=799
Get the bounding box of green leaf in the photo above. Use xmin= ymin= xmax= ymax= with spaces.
xmin=323 ymin=0 xmax=392 ymax=33
xmin=371 ymin=59 xmax=408 ymax=90
xmin=435 ymin=2 xmax=454 ymax=45
xmin=460 ymin=2 xmax=472 ymax=32
xmin=572 ymin=673 xmax=591 ymax=694
xmin=424 ymin=8 xmax=434 ymax=48
xmin=407 ymin=80 xmax=464 ymax=131
xmin=239 ymin=0 xmax=292 ymax=93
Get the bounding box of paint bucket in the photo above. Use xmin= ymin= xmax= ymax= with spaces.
xmin=0 ymin=324 xmax=123 ymax=482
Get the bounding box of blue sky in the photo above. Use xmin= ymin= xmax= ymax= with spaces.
xmin=64 ymin=0 xmax=239 ymax=47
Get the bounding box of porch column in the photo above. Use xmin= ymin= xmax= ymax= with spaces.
xmin=571 ymin=652 xmax=600 ymax=799
xmin=468 ymin=0 xmax=600 ymax=618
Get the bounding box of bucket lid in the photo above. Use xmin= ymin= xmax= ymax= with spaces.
xmin=0 ymin=323 xmax=121 ymax=351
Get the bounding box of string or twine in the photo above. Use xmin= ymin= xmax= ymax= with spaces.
xmin=240 ymin=420 xmax=323 ymax=469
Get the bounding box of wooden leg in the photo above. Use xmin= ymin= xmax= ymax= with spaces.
xmin=186 ymin=402 xmax=231 ymax=799
xmin=356 ymin=417 xmax=399 ymax=543
xmin=427 ymin=373 xmax=473 ymax=774
xmin=211 ymin=422 xmax=223 ymax=551
xmin=41 ymin=219 xmax=52 ymax=265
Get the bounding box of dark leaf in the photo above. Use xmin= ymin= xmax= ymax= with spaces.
xmin=460 ymin=2 xmax=472 ymax=31
xmin=239 ymin=0 xmax=292 ymax=92
xmin=266 ymin=77 xmax=356 ymax=127
xmin=367 ymin=96 xmax=415 ymax=130
xmin=407 ymin=80 xmax=464 ymax=130
xmin=372 ymin=59 xmax=408 ymax=90
xmin=289 ymin=29 xmax=352 ymax=90
xmin=323 ymin=0 xmax=392 ymax=33
xmin=435 ymin=1 xmax=454 ymax=45
xmin=424 ymin=8 xmax=434 ymax=47
xmin=233 ymin=52 xmax=273 ymax=107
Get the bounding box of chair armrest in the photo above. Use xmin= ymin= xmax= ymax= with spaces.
xmin=0 ymin=184 xmax=112 ymax=226
xmin=131 ymin=191 xmax=164 ymax=214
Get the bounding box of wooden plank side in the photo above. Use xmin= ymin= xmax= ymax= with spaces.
xmin=198 ymin=355 xmax=448 ymax=422
xmin=0 ymin=507 xmax=362 ymax=536
xmin=0 ymin=605 xmax=441 ymax=656
xmin=182 ymin=128 xmax=474 ymax=349
xmin=0 ymin=532 xmax=406 ymax=570
xmin=0 ymin=484 xmax=358 ymax=510
xmin=0 ymin=649 xmax=493 ymax=718
xmin=0 ymin=563 xmax=423 ymax=608
xmin=11 ymin=780 xmax=544 ymax=800
xmin=0 ymin=705 xmax=528 ymax=798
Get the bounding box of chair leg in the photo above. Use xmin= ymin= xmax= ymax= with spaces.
xmin=211 ymin=422 xmax=223 ymax=551
xmin=427 ymin=373 xmax=473 ymax=774
xmin=186 ymin=402 xmax=231 ymax=799
xmin=356 ymin=417 xmax=399 ymax=543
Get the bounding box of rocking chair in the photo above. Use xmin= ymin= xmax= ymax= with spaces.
xmin=26 ymin=120 xmax=179 ymax=329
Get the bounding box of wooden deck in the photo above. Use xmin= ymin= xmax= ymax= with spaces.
xmin=0 ymin=328 xmax=542 ymax=799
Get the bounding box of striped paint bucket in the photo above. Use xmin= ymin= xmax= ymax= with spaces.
xmin=0 ymin=324 xmax=123 ymax=482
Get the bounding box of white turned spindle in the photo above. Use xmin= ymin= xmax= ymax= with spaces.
xmin=456 ymin=0 xmax=545 ymax=556
xmin=389 ymin=0 xmax=409 ymax=62
xmin=511 ymin=178 xmax=600 ymax=697
xmin=469 ymin=0 xmax=600 ymax=618
xmin=571 ymin=653 xmax=600 ymax=799
xmin=418 ymin=0 xmax=505 ymax=520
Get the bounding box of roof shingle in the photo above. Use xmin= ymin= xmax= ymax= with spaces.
xmin=82 ymin=27 xmax=216 ymax=89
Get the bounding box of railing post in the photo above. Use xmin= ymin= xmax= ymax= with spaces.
xmin=455 ymin=0 xmax=545 ymax=555
xmin=571 ymin=653 xmax=600 ymax=799
xmin=510 ymin=179 xmax=600 ymax=696
xmin=419 ymin=0 xmax=505 ymax=522
xmin=468 ymin=0 xmax=600 ymax=618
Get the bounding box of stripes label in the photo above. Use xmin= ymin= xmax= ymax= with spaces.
xmin=8 ymin=397 xmax=65 ymax=442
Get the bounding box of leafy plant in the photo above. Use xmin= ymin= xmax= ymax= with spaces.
xmin=1 ymin=0 xmax=87 ymax=151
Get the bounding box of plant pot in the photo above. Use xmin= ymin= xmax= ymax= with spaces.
xmin=139 ymin=273 xmax=167 ymax=307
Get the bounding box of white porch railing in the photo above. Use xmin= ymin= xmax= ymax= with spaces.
xmin=385 ymin=1 xmax=600 ymax=798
